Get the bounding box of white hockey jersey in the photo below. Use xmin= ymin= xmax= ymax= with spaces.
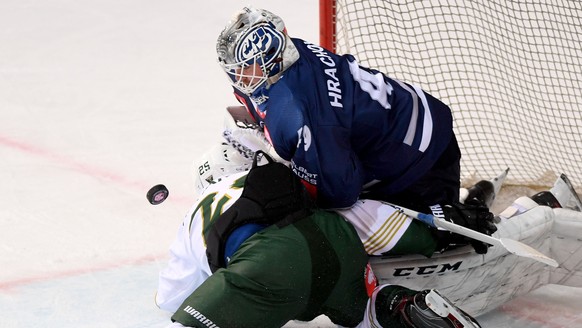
xmin=155 ymin=171 xmax=410 ymax=312
xmin=155 ymin=172 xmax=245 ymax=312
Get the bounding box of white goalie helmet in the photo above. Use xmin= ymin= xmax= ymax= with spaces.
xmin=216 ymin=7 xmax=298 ymax=95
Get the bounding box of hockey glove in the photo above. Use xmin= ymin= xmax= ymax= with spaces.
xmin=434 ymin=202 xmax=497 ymax=254
xmin=206 ymin=151 xmax=312 ymax=272
xmin=222 ymin=106 xmax=287 ymax=164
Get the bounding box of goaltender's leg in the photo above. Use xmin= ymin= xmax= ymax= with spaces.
xmin=358 ymin=285 xmax=481 ymax=328
xmin=171 ymin=209 xmax=370 ymax=328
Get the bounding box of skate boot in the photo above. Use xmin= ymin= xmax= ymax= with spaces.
xmin=390 ymin=289 xmax=481 ymax=328
xmin=548 ymin=174 xmax=582 ymax=211
xmin=460 ymin=168 xmax=509 ymax=208
xmin=530 ymin=174 xmax=582 ymax=211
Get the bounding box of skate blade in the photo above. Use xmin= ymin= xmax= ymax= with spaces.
xmin=550 ymin=174 xmax=582 ymax=212
xmin=425 ymin=290 xmax=481 ymax=328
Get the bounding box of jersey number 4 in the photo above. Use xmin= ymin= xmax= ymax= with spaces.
xmin=348 ymin=60 xmax=393 ymax=110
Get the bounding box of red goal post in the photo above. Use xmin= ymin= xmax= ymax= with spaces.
xmin=319 ymin=0 xmax=582 ymax=189
xmin=319 ymin=0 xmax=336 ymax=52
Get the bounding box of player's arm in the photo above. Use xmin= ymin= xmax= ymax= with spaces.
xmin=155 ymin=211 xmax=212 ymax=312
xmin=258 ymin=93 xmax=364 ymax=209
xmin=158 ymin=173 xmax=248 ymax=312
xmin=289 ymin=124 xmax=365 ymax=209
xmin=337 ymin=199 xmax=438 ymax=257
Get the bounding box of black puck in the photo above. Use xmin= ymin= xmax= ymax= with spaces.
xmin=147 ymin=184 xmax=169 ymax=205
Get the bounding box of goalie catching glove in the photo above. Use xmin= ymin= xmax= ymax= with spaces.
xmin=192 ymin=106 xmax=287 ymax=194
xmin=431 ymin=202 xmax=497 ymax=254
xmin=222 ymin=105 xmax=286 ymax=164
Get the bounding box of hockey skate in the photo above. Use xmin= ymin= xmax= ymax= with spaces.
xmin=392 ymin=289 xmax=481 ymax=328
xmin=531 ymin=173 xmax=582 ymax=211
xmin=549 ymin=174 xmax=582 ymax=211
xmin=460 ymin=168 xmax=509 ymax=208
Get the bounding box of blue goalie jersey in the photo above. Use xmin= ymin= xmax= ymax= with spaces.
xmin=239 ymin=38 xmax=455 ymax=209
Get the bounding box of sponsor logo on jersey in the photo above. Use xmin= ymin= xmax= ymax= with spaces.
xmin=291 ymin=160 xmax=317 ymax=185
xmin=252 ymin=94 xmax=269 ymax=105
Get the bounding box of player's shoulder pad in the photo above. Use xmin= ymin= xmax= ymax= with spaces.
xmin=205 ymin=151 xmax=313 ymax=272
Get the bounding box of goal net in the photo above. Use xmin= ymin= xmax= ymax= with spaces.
xmin=320 ymin=0 xmax=582 ymax=188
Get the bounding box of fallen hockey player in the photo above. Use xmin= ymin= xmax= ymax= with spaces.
xmin=157 ymin=152 xmax=482 ymax=328
xmin=158 ymin=151 xmax=582 ymax=326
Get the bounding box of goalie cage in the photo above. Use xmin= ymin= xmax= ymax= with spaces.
xmin=319 ymin=0 xmax=582 ymax=190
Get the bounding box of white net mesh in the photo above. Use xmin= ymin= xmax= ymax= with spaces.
xmin=331 ymin=0 xmax=582 ymax=188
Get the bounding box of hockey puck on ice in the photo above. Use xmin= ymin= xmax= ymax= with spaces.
xmin=147 ymin=184 xmax=169 ymax=205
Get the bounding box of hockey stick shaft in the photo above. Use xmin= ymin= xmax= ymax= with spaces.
xmin=393 ymin=205 xmax=559 ymax=268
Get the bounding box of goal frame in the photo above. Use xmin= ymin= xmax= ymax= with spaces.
xmin=318 ymin=0 xmax=582 ymax=189
xmin=319 ymin=0 xmax=336 ymax=52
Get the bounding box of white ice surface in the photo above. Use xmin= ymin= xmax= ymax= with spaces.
xmin=1 ymin=1 xmax=580 ymax=327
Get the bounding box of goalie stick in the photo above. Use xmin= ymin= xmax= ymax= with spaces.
xmin=391 ymin=204 xmax=559 ymax=268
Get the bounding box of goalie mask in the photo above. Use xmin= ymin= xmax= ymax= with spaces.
xmin=216 ymin=7 xmax=299 ymax=95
